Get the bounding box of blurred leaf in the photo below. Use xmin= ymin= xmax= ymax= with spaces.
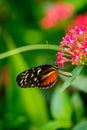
xmin=72 ymin=120 xmax=87 ymax=130
xmin=10 ymin=56 xmax=48 ymax=126
xmin=71 ymin=92 xmax=85 ymax=122
xmin=59 ymin=66 xmax=83 ymax=93
xmin=50 ymin=86 xmax=72 ymax=121
xmin=5 ymin=60 xmax=29 ymax=129
xmin=20 ymin=88 xmax=49 ymax=126
xmin=41 ymin=120 xmax=72 ymax=130
xmin=5 ymin=33 xmax=49 ymax=127
xmin=72 ymin=75 xmax=87 ymax=93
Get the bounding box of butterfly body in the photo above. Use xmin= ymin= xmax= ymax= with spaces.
xmin=16 ymin=65 xmax=58 ymax=89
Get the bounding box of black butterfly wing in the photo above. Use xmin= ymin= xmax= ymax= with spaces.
xmin=16 ymin=65 xmax=58 ymax=88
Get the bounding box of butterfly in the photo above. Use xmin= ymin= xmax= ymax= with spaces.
xmin=16 ymin=64 xmax=72 ymax=89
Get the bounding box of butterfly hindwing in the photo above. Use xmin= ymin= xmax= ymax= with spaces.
xmin=16 ymin=65 xmax=58 ymax=88
xmin=40 ymin=69 xmax=58 ymax=88
xmin=37 ymin=65 xmax=58 ymax=88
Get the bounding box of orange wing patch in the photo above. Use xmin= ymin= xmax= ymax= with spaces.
xmin=41 ymin=71 xmax=58 ymax=87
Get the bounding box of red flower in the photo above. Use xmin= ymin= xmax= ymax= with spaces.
xmin=67 ymin=13 xmax=87 ymax=30
xmin=73 ymin=25 xmax=87 ymax=34
xmin=40 ymin=2 xmax=74 ymax=29
xmin=71 ymin=52 xmax=80 ymax=65
xmin=56 ymin=25 xmax=87 ymax=67
xmin=81 ymin=40 xmax=87 ymax=55
xmin=61 ymin=33 xmax=76 ymax=46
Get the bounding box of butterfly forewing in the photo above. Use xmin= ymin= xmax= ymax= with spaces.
xmin=16 ymin=65 xmax=58 ymax=89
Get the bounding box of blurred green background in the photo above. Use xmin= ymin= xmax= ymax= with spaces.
xmin=0 ymin=0 xmax=87 ymax=130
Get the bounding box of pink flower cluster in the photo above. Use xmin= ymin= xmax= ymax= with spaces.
xmin=56 ymin=25 xmax=87 ymax=68
xmin=40 ymin=2 xmax=74 ymax=29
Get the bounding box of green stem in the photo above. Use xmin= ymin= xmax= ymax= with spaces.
xmin=0 ymin=44 xmax=61 ymax=60
xmin=59 ymin=66 xmax=83 ymax=93
xmin=0 ymin=31 xmax=62 ymax=60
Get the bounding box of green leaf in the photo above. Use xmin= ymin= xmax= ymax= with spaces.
xmin=12 ymin=57 xmax=48 ymax=126
xmin=72 ymin=120 xmax=87 ymax=130
xmin=50 ymin=86 xmax=72 ymax=122
xmin=41 ymin=120 xmax=72 ymax=130
xmin=5 ymin=36 xmax=49 ymax=127
xmin=72 ymin=75 xmax=87 ymax=93
xmin=59 ymin=66 xmax=83 ymax=93
xmin=71 ymin=92 xmax=85 ymax=122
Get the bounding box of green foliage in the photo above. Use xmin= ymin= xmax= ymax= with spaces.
xmin=41 ymin=120 xmax=72 ymax=130
xmin=71 ymin=92 xmax=85 ymax=122
xmin=59 ymin=66 xmax=83 ymax=93
xmin=72 ymin=120 xmax=87 ymax=130
xmin=72 ymin=75 xmax=87 ymax=93
xmin=51 ymin=87 xmax=72 ymax=122
xmin=6 ymin=42 xmax=49 ymax=128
